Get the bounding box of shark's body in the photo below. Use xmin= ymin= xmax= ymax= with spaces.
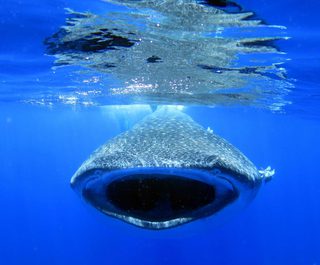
xmin=71 ymin=108 xmax=262 ymax=229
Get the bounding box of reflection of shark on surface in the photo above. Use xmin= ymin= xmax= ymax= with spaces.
xmin=45 ymin=0 xmax=291 ymax=109
xmin=71 ymin=107 xmax=272 ymax=229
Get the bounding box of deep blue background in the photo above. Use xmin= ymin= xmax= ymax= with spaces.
xmin=0 ymin=0 xmax=320 ymax=264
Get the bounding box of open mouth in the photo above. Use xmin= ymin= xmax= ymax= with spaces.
xmin=80 ymin=168 xmax=239 ymax=229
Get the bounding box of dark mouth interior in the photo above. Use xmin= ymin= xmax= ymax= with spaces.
xmin=82 ymin=172 xmax=238 ymax=227
xmin=106 ymin=174 xmax=216 ymax=222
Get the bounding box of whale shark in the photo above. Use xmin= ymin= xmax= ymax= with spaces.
xmin=71 ymin=107 xmax=264 ymax=229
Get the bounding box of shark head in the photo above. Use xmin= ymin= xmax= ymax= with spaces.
xmin=71 ymin=107 xmax=262 ymax=229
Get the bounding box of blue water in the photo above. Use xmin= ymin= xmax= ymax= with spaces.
xmin=1 ymin=0 xmax=320 ymax=265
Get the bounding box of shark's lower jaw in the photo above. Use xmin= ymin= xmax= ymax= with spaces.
xmin=78 ymin=168 xmax=240 ymax=229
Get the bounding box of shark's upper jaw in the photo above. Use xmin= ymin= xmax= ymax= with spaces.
xmin=79 ymin=167 xmax=239 ymax=229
